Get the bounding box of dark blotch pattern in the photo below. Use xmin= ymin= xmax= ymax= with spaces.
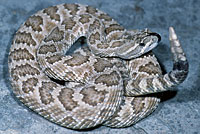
xmin=58 ymin=88 xmax=78 ymax=111
xmin=63 ymin=4 xmax=79 ymax=16
xmin=95 ymin=71 xmax=120 ymax=86
xmin=62 ymin=18 xmax=76 ymax=31
xmin=89 ymin=19 xmax=101 ymax=31
xmin=46 ymin=54 xmax=62 ymax=64
xmin=10 ymin=48 xmax=34 ymax=61
xmin=11 ymin=63 xmax=40 ymax=78
xmin=39 ymin=82 xmax=57 ymax=105
xmin=86 ymin=6 xmax=97 ymax=15
xmin=14 ymin=32 xmax=37 ymax=46
xmin=80 ymin=86 xmax=107 ymax=106
xmin=44 ymin=27 xmax=64 ymax=42
xmin=79 ymin=14 xmax=92 ymax=24
xmin=64 ymin=53 xmax=89 ymax=67
xmin=105 ymin=24 xmax=124 ymax=35
xmin=38 ymin=44 xmax=57 ymax=55
xmin=93 ymin=58 xmax=113 ymax=72
xmin=43 ymin=6 xmax=60 ymax=21
xmin=138 ymin=61 xmax=161 ymax=75
xmin=98 ymin=13 xmax=113 ymax=22
xmin=22 ymin=77 xmax=38 ymax=93
xmin=25 ymin=15 xmax=43 ymax=32
xmin=131 ymin=97 xmax=145 ymax=114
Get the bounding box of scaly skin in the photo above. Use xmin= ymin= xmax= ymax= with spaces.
xmin=8 ymin=3 xmax=188 ymax=129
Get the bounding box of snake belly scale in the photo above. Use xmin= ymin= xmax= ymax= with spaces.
xmin=8 ymin=3 xmax=189 ymax=129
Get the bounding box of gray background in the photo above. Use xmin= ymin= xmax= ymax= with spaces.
xmin=0 ymin=0 xmax=200 ymax=134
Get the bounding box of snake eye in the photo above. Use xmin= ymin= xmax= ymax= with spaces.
xmin=139 ymin=43 xmax=145 ymax=46
xmin=149 ymin=32 xmax=161 ymax=42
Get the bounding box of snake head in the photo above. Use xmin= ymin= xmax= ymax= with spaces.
xmin=117 ymin=28 xmax=161 ymax=59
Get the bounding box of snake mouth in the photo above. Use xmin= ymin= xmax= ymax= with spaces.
xmin=149 ymin=32 xmax=161 ymax=42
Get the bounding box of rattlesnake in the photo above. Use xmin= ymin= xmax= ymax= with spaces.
xmin=8 ymin=3 xmax=188 ymax=129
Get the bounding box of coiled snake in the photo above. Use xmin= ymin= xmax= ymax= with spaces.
xmin=8 ymin=3 xmax=188 ymax=129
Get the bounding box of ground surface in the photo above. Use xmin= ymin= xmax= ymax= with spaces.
xmin=0 ymin=0 xmax=200 ymax=134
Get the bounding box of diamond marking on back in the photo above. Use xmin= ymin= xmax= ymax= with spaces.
xmin=8 ymin=3 xmax=188 ymax=130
